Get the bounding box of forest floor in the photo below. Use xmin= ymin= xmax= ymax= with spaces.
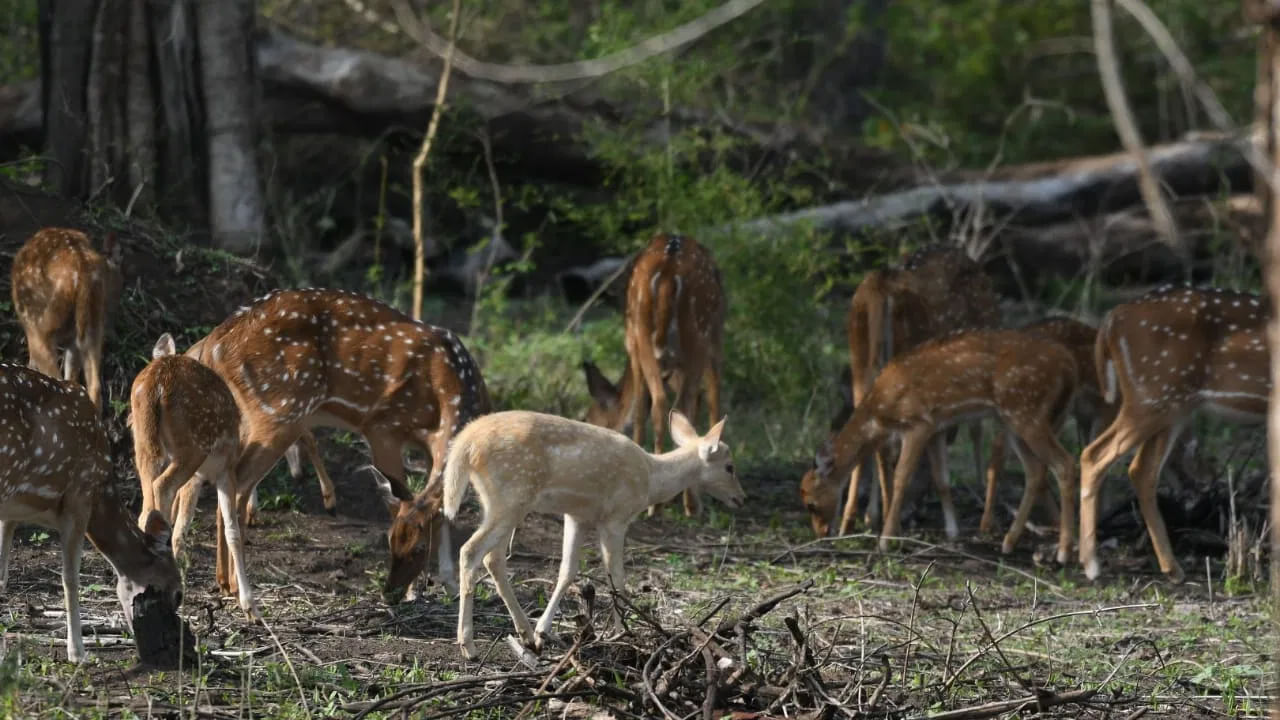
xmin=2 ymin=445 xmax=1272 ymax=719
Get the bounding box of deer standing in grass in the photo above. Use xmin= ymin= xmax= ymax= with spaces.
xmin=444 ymin=409 xmax=744 ymax=659
xmin=0 ymin=363 xmax=181 ymax=662
xmin=1079 ymin=286 xmax=1267 ymax=582
xmin=800 ymin=329 xmax=1079 ymax=561
xmin=805 ymin=246 xmax=1000 ymax=538
xmin=583 ymin=233 xmax=726 ymax=518
xmin=11 ymin=227 xmax=123 ymax=411
xmin=979 ymin=316 xmax=1114 ymax=535
xmin=173 ymin=289 xmax=491 ymax=604
xmin=131 ymin=333 xmax=259 ymax=616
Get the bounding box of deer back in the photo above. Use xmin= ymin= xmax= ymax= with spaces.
xmin=1098 ymin=286 xmax=1269 ymax=418
xmin=193 ymin=289 xmax=490 ymax=437
xmin=11 ymin=227 xmax=122 ymax=346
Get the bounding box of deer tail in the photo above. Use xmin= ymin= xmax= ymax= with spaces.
xmin=130 ymin=375 xmax=167 ymax=511
xmin=442 ymin=438 xmax=472 ymax=521
xmin=1096 ymin=312 xmax=1118 ymax=405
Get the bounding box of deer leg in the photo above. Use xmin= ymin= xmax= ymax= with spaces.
xmin=967 ymin=420 xmax=984 ymax=504
xmin=60 ymin=515 xmax=87 ymax=663
xmin=458 ymin=515 xmax=520 ymax=660
xmin=215 ymin=467 xmax=258 ymax=618
xmin=0 ymin=521 xmax=14 ymax=590
xmin=597 ymin=522 xmax=628 ymax=633
xmin=926 ymin=434 xmax=958 ymax=539
xmin=1127 ymin=425 xmax=1184 ymax=582
xmin=299 ymin=432 xmax=337 ymax=516
xmin=838 ymin=460 xmax=864 ymax=535
xmin=78 ymin=337 xmax=103 ymax=412
xmin=879 ymin=426 xmax=932 ymax=551
xmin=142 ymin=455 xmax=204 ymax=530
xmin=1078 ymin=409 xmax=1159 ymax=580
xmin=62 ymin=347 xmax=80 ymax=383
xmin=170 ymin=474 xmax=205 ymax=558
xmin=483 ymin=548 xmax=536 ymax=649
xmin=676 ymin=359 xmax=707 ymax=518
xmin=1000 ymin=436 xmax=1047 ymax=555
xmin=980 ymin=429 xmax=1008 ymax=536
xmin=534 ymin=514 xmax=583 ymax=648
xmin=425 ymin=426 xmax=459 ymax=595
xmin=23 ymin=325 xmax=59 ymax=379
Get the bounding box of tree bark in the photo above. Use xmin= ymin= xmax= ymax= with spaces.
xmin=124 ymin=0 xmax=155 ymax=211
xmin=196 ymin=0 xmax=264 ymax=252
xmin=42 ymin=0 xmax=96 ymax=197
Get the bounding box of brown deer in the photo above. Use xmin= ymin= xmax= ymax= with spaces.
xmin=173 ymin=289 xmax=491 ymax=604
xmin=800 ymin=329 xmax=1078 ymax=562
xmin=0 ymin=363 xmax=181 ymax=662
xmin=131 ymin=333 xmax=259 ymax=616
xmin=1079 ymin=286 xmax=1267 ymax=582
xmin=583 ymin=232 xmax=726 ymax=517
xmin=979 ymin=316 xmax=1114 ymax=535
xmin=11 ymin=227 xmax=123 ymax=411
xmin=823 ymin=246 xmax=1000 ymax=536
xmin=443 ymin=409 xmax=744 ymax=659
xmin=182 ymin=335 xmax=336 ymax=526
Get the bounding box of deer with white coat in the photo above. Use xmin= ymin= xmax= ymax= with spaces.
xmin=443 ymin=409 xmax=744 ymax=659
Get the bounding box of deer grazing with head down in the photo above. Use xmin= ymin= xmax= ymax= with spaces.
xmin=0 ymin=363 xmax=182 ymax=662
xmin=800 ymin=328 xmax=1079 ymax=561
xmin=806 ymin=246 xmax=1000 ymax=538
xmin=173 ymin=289 xmax=491 ymax=604
xmin=1079 ymin=286 xmax=1267 ymax=582
xmin=11 ymin=227 xmax=123 ymax=411
xmin=131 ymin=333 xmax=259 ymax=616
xmin=583 ymin=232 xmax=726 ymax=518
xmin=979 ymin=316 xmax=1113 ymax=535
xmin=444 ymin=409 xmax=744 ymax=659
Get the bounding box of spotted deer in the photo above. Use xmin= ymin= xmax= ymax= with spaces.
xmin=443 ymin=409 xmax=744 ymax=659
xmin=182 ymin=335 xmax=336 ymax=526
xmin=800 ymin=329 xmax=1078 ymax=561
xmin=812 ymin=246 xmax=1000 ymax=537
xmin=1079 ymin=286 xmax=1267 ymax=582
xmin=131 ymin=333 xmax=259 ymax=616
xmin=173 ymin=289 xmax=491 ymax=604
xmin=980 ymin=316 xmax=1114 ymax=535
xmin=0 ymin=363 xmax=181 ymax=662
xmin=11 ymin=227 xmax=123 ymax=411
xmin=582 ymin=232 xmax=726 ymax=517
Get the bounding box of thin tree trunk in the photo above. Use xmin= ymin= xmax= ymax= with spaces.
xmin=125 ymin=0 xmax=155 ymax=212
xmin=197 ymin=0 xmax=264 ymax=252
xmin=150 ymin=0 xmax=205 ymax=225
xmin=42 ymin=0 xmax=97 ymax=197
xmin=410 ymin=0 xmax=462 ymax=321
xmin=1090 ymin=0 xmax=1185 ymax=270
xmin=86 ymin=0 xmax=129 ymax=205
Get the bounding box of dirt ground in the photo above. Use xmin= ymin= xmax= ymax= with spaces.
xmin=2 ymin=437 xmax=1273 ymax=718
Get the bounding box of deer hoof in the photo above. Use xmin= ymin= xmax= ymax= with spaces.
xmin=460 ymin=640 xmax=479 ymax=661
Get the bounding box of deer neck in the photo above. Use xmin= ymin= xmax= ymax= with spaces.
xmin=645 ymin=446 xmax=704 ymax=507
xmin=830 ymin=408 xmax=884 ymax=485
xmin=85 ymin=490 xmax=155 ymax=581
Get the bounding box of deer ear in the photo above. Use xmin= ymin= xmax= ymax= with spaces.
xmin=142 ymin=510 xmax=173 ymax=551
xmin=370 ymin=467 xmax=400 ymax=507
xmin=815 ymin=437 xmax=835 ymax=476
xmin=669 ymin=411 xmax=699 ymax=448
xmin=153 ymin=333 xmax=177 ymax=358
xmin=582 ymin=360 xmax=620 ymax=408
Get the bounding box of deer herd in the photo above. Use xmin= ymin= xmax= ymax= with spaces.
xmin=0 ymin=225 xmax=1266 ymax=663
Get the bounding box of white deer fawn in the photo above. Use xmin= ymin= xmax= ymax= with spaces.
xmin=0 ymin=363 xmax=181 ymax=662
xmin=131 ymin=333 xmax=258 ymax=616
xmin=444 ymin=410 xmax=744 ymax=659
xmin=174 ymin=289 xmax=491 ymax=604
xmin=583 ymin=232 xmax=726 ymax=517
xmin=11 ymin=227 xmax=123 ymax=411
xmin=801 ymin=329 xmax=1079 ymax=561
xmin=1079 ymin=286 xmax=1267 ymax=582
xmin=806 ymin=246 xmax=1000 ymax=537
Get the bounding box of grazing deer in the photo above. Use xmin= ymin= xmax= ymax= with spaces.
xmin=824 ymin=246 xmax=1000 ymax=536
xmin=174 ymin=289 xmax=491 ymax=604
xmin=0 ymin=363 xmax=181 ymax=662
xmin=800 ymin=329 xmax=1078 ymax=561
xmin=583 ymin=232 xmax=726 ymax=518
xmin=131 ymin=333 xmax=258 ymax=616
xmin=11 ymin=227 xmax=123 ymax=411
xmin=443 ymin=409 xmax=744 ymax=659
xmin=979 ymin=316 xmax=1114 ymax=535
xmin=1079 ymin=286 xmax=1267 ymax=582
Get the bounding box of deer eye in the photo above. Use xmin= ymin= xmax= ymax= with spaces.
xmin=725 ymin=463 xmax=735 ymax=476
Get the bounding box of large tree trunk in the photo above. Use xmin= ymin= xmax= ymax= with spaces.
xmin=196 ymin=0 xmax=264 ymax=252
xmin=38 ymin=0 xmax=259 ymax=249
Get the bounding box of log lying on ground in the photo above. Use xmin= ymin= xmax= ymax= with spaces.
xmin=727 ymin=132 xmax=1256 ymax=239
